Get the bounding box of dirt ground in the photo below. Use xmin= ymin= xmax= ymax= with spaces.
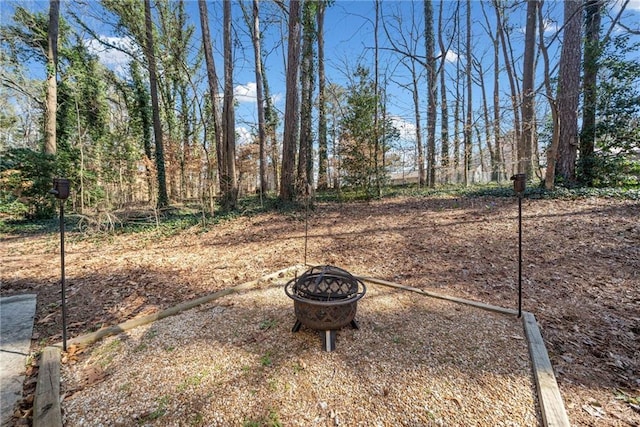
xmin=1 ymin=195 xmax=639 ymax=426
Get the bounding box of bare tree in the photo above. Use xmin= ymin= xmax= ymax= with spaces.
xmin=317 ymin=1 xmax=329 ymax=190
xmin=425 ymin=0 xmax=437 ymax=187
xmin=44 ymin=0 xmax=59 ymax=155
xmin=298 ymin=0 xmax=316 ymax=193
xmin=464 ymin=0 xmax=472 ymax=185
xmin=144 ymin=0 xmax=169 ymax=207
xmin=280 ymin=0 xmax=301 ymax=201
xmin=249 ymin=0 xmax=268 ymax=196
xmin=521 ymin=0 xmax=538 ymax=176
xmin=198 ymin=0 xmax=223 ymax=210
xmin=222 ymin=0 xmax=238 ymax=208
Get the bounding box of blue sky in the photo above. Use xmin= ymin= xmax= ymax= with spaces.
xmin=3 ymin=0 xmax=640 ymax=150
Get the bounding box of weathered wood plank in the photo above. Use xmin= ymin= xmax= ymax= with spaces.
xmin=355 ymin=275 xmax=519 ymax=316
xmin=523 ymin=312 xmax=571 ymax=427
xmin=56 ymin=264 xmax=304 ymax=348
xmin=33 ymin=346 xmax=62 ymax=427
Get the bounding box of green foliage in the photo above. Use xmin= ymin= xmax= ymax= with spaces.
xmin=0 ymin=148 xmax=58 ymax=218
xmin=580 ymin=34 xmax=640 ymax=186
xmin=339 ymin=66 xmax=398 ymax=199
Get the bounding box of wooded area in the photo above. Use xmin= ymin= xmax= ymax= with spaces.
xmin=1 ymin=0 xmax=639 ymax=218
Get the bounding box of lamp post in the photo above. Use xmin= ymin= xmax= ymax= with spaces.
xmin=50 ymin=178 xmax=70 ymax=351
xmin=511 ymin=174 xmax=526 ymax=318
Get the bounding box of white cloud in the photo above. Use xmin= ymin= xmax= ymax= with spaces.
xmin=85 ymin=36 xmax=137 ymax=76
xmin=236 ymin=126 xmax=254 ymax=145
xmin=234 ymin=82 xmax=257 ymax=103
xmin=437 ymin=50 xmax=458 ymax=63
xmin=542 ymin=19 xmax=559 ymax=35
xmin=444 ymin=50 xmax=458 ymax=63
xmin=390 ymin=116 xmax=417 ymax=142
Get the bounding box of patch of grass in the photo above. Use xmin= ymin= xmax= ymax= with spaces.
xmin=259 ymin=319 xmax=278 ymax=330
xmin=136 ymin=396 xmax=169 ymax=424
xmin=260 ymin=351 xmax=273 ymax=367
xmin=94 ymin=338 xmax=121 ymax=367
xmin=243 ymin=409 xmax=283 ymax=427
xmin=177 ymin=370 xmax=209 ymax=392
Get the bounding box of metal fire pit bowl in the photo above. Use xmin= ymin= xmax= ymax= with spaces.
xmin=284 ymin=265 xmax=366 ymax=351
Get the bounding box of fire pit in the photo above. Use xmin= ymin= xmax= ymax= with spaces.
xmin=284 ymin=265 xmax=366 ymax=351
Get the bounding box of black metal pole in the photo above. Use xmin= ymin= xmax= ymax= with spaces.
xmin=517 ymin=194 xmax=523 ymax=318
xmin=60 ymin=199 xmax=68 ymax=351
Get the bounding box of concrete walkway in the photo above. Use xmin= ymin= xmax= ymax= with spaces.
xmin=1 ymin=294 xmax=37 ymax=426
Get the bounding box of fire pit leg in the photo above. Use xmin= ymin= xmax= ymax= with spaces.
xmin=321 ymin=330 xmax=337 ymax=352
xmin=292 ymin=320 xmax=302 ymax=333
xmin=350 ymin=319 xmax=360 ymax=330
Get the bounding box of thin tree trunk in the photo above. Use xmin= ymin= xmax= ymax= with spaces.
xmin=494 ymin=0 xmax=522 ymax=172
xmin=144 ymin=0 xmax=169 ymax=208
xmin=251 ymin=0 xmax=268 ymax=196
xmin=411 ymin=61 xmax=424 ymax=188
xmin=374 ymin=0 xmax=381 ymax=198
xmin=317 ymin=1 xmax=329 ymax=190
xmin=580 ymin=0 xmax=602 ymax=185
xmin=425 ymin=0 xmax=437 ymax=188
xmin=198 ymin=0 xmax=223 ymax=209
xmin=222 ymin=0 xmax=237 ymax=209
xmin=438 ymin=2 xmax=451 ymax=184
xmin=521 ymin=0 xmax=538 ymax=176
xmin=44 ymin=0 xmax=59 ymax=155
xmin=464 ymin=0 xmax=472 ymax=186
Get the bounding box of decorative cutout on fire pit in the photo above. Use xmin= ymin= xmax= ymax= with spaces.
xmin=284 ymin=265 xmax=366 ymax=351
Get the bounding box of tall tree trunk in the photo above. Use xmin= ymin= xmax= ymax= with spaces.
xmin=464 ymin=0 xmax=472 ymax=185
xmin=539 ymin=0 xmax=561 ymax=190
xmin=438 ymin=1 xmax=451 ymax=184
xmin=474 ymin=58 xmax=495 ymax=181
xmin=251 ymin=0 xmax=268 ymax=196
xmin=453 ymin=7 xmax=461 ymax=182
xmin=144 ymin=0 xmax=169 ymax=208
xmin=494 ymin=0 xmax=522 ymax=172
xmin=298 ymin=0 xmax=315 ymax=194
xmin=222 ymin=0 xmax=238 ymax=209
xmin=317 ymin=1 xmax=329 ymax=190
xmin=198 ymin=0 xmax=224 ymax=208
xmin=580 ymin=0 xmax=602 ymax=185
xmin=491 ymin=14 xmax=504 ymax=181
xmin=44 ymin=0 xmax=59 ymax=155
xmin=411 ymin=61 xmax=424 ymax=188
xmin=425 ymin=0 xmax=437 ymax=188
xmin=521 ymin=0 xmax=538 ymax=176
xmin=280 ymin=0 xmax=301 ymax=201
xmin=374 ymin=0 xmax=381 ymax=197
xmin=556 ymin=0 xmax=582 ymax=184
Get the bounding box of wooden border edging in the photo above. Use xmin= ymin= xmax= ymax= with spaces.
xmin=53 ymin=264 xmax=303 ymax=349
xmin=33 ymin=346 xmax=62 ymax=427
xmin=354 ymin=274 xmax=570 ymax=427
xmin=523 ymin=312 xmax=571 ymax=427
xmin=34 ymin=265 xmax=303 ymax=427
xmin=35 ymin=266 xmax=569 ymax=427
xmin=355 ymin=275 xmax=519 ymax=316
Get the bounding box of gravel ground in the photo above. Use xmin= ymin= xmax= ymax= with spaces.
xmin=61 ymin=280 xmax=540 ymax=426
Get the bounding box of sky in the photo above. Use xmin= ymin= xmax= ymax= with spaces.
xmin=3 ymin=0 xmax=640 ymax=151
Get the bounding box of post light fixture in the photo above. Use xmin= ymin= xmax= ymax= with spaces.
xmin=50 ymin=178 xmax=71 ymax=351
xmin=50 ymin=178 xmax=70 ymax=200
xmin=511 ymin=173 xmax=526 ymax=195
xmin=510 ymin=174 xmax=526 ymax=318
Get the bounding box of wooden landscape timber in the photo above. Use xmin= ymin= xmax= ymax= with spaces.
xmin=34 ymin=265 xmax=570 ymax=427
